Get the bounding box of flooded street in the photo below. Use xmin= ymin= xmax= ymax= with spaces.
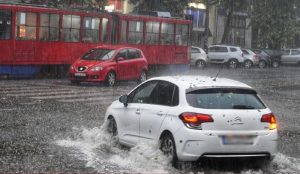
xmin=0 ymin=66 xmax=300 ymax=173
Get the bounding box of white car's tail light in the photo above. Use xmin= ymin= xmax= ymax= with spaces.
xmin=261 ymin=113 xmax=277 ymax=130
xmin=179 ymin=112 xmax=213 ymax=129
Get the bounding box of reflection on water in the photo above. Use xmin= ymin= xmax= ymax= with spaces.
xmin=55 ymin=126 xmax=300 ymax=174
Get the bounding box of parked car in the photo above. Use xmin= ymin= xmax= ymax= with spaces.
xmin=190 ymin=46 xmax=207 ymax=69
xmin=252 ymin=49 xmax=281 ymax=68
xmin=242 ymin=49 xmax=259 ymax=68
xmin=208 ymin=45 xmax=244 ymax=69
xmin=105 ymin=76 xmax=278 ymax=167
xmin=69 ymin=46 xmax=148 ymax=86
xmin=281 ymin=49 xmax=300 ymax=65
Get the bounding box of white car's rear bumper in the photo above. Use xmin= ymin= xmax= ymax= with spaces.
xmin=174 ymin=127 xmax=278 ymax=161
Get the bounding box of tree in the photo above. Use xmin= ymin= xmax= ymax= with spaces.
xmin=216 ymin=0 xmax=250 ymax=44
xmin=129 ymin=0 xmax=190 ymax=17
xmin=251 ymin=0 xmax=300 ymax=49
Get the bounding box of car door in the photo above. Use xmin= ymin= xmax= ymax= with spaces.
xmin=123 ymin=80 xmax=159 ymax=145
xmin=115 ymin=48 xmax=136 ymax=80
xmin=281 ymin=49 xmax=291 ymax=64
xmin=290 ymin=50 xmax=300 ymax=64
xmin=127 ymin=48 xmax=140 ymax=79
xmin=139 ymin=81 xmax=179 ymax=142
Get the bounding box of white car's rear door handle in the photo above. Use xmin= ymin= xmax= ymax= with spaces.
xmin=136 ymin=109 xmax=141 ymax=115
xmin=157 ymin=111 xmax=163 ymax=116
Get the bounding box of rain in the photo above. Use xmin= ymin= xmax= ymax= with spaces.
xmin=0 ymin=0 xmax=300 ymax=173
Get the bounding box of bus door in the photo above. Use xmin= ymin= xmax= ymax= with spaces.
xmin=159 ymin=22 xmax=175 ymax=64
xmin=0 ymin=9 xmax=13 ymax=63
xmin=174 ymin=24 xmax=190 ymax=65
xmin=14 ymin=12 xmax=37 ymax=63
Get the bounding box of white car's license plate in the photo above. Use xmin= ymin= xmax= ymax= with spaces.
xmin=222 ymin=135 xmax=254 ymax=145
xmin=74 ymin=73 xmax=86 ymax=77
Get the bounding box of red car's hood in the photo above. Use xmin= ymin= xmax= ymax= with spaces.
xmin=72 ymin=59 xmax=106 ymax=69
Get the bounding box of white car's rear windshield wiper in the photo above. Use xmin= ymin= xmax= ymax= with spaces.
xmin=232 ymin=105 xmax=255 ymax=109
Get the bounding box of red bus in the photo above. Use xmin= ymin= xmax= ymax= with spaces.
xmin=0 ymin=3 xmax=191 ymax=77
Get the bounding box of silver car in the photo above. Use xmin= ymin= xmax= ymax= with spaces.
xmin=190 ymin=46 xmax=207 ymax=69
xmin=242 ymin=49 xmax=259 ymax=68
xmin=208 ymin=45 xmax=244 ymax=69
xmin=281 ymin=49 xmax=300 ymax=65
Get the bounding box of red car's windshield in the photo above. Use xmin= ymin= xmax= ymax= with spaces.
xmin=82 ymin=48 xmax=116 ymax=61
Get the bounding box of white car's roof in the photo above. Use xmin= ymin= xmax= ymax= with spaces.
xmin=149 ymin=76 xmax=253 ymax=90
xmin=209 ymin=45 xmax=241 ymax=48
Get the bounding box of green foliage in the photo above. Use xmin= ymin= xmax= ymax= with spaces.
xmin=129 ymin=0 xmax=190 ymax=17
xmin=251 ymin=0 xmax=300 ymax=49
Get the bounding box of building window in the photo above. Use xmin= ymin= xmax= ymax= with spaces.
xmin=39 ymin=13 xmax=59 ymax=41
xmin=176 ymin=24 xmax=189 ymax=46
xmin=185 ymin=9 xmax=206 ymax=28
xmin=0 ymin=10 xmax=11 ymax=40
xmin=101 ymin=18 xmax=109 ymax=43
xmin=16 ymin=12 xmax=37 ymax=40
xmin=128 ymin=20 xmax=143 ymax=44
xmin=82 ymin=17 xmax=100 ymax=43
xmin=61 ymin=15 xmax=80 ymax=42
xmin=146 ymin=21 xmax=159 ymax=44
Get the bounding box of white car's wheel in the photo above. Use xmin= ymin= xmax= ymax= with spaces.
xmin=160 ymin=133 xmax=178 ymax=166
xmin=228 ymin=59 xmax=238 ymax=69
xmin=244 ymin=60 xmax=253 ymax=69
xmin=107 ymin=117 xmax=119 ymax=146
xmin=195 ymin=60 xmax=206 ymax=69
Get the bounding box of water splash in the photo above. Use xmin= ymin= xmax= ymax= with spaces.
xmin=55 ymin=126 xmax=300 ymax=174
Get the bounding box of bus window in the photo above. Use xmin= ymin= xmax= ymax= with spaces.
xmin=82 ymin=17 xmax=100 ymax=43
xmin=146 ymin=21 xmax=159 ymax=44
xmin=101 ymin=18 xmax=109 ymax=43
xmin=121 ymin=20 xmax=127 ymax=44
xmin=176 ymin=24 xmax=188 ymax=46
xmin=161 ymin=22 xmax=174 ymax=45
xmin=61 ymin=15 xmax=80 ymax=42
xmin=128 ymin=20 xmax=143 ymax=44
xmin=39 ymin=13 xmax=59 ymax=41
xmin=16 ymin=12 xmax=37 ymax=40
xmin=0 ymin=10 xmax=12 ymax=40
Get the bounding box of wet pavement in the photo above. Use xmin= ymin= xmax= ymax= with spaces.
xmin=0 ymin=65 xmax=299 ymax=173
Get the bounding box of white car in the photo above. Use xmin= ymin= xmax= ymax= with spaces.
xmin=104 ymin=76 xmax=278 ymax=166
xmin=190 ymin=46 xmax=207 ymax=69
xmin=281 ymin=49 xmax=300 ymax=65
xmin=242 ymin=49 xmax=259 ymax=68
xmin=208 ymin=45 xmax=244 ymax=69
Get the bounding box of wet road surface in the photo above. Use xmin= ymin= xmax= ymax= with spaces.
xmin=0 ymin=65 xmax=299 ymax=173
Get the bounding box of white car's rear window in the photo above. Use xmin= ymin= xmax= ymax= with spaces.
xmin=186 ymin=88 xmax=266 ymax=109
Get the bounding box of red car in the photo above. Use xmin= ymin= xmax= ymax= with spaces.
xmin=69 ymin=46 xmax=148 ymax=86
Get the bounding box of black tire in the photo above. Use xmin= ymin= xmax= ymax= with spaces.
xmin=71 ymin=80 xmax=80 ymax=85
xmin=258 ymin=60 xmax=267 ymax=69
xmin=107 ymin=117 xmax=118 ymax=137
xmin=138 ymin=70 xmax=147 ymax=83
xmin=107 ymin=117 xmax=119 ymax=146
xmin=227 ymin=59 xmax=238 ymax=69
xmin=106 ymin=71 xmax=116 ymax=87
xmin=272 ymin=61 xmax=279 ymax=68
xmin=244 ymin=60 xmax=253 ymax=69
xmin=195 ymin=60 xmax=206 ymax=69
xmin=160 ymin=132 xmax=178 ymax=167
